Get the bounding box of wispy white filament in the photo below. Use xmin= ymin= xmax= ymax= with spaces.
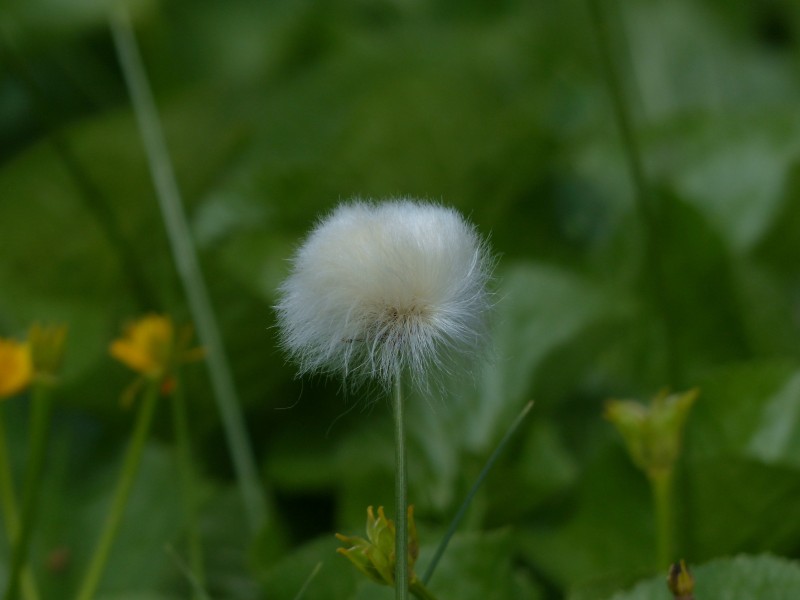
xmin=276 ymin=199 xmax=493 ymax=389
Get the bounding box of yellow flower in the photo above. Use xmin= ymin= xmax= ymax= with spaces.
xmin=0 ymin=338 xmax=32 ymax=399
xmin=110 ymin=314 xmax=203 ymax=381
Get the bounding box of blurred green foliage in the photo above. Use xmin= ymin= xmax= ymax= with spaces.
xmin=2 ymin=0 xmax=800 ymax=598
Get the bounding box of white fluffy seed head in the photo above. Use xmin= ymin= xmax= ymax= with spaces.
xmin=275 ymin=198 xmax=493 ymax=390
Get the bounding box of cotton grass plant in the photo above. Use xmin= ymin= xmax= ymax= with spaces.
xmin=276 ymin=199 xmax=493 ymax=391
xmin=276 ymin=199 xmax=494 ymax=599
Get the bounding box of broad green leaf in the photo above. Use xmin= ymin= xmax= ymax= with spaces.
xmin=609 ymin=554 xmax=800 ymax=600
xmin=688 ymin=362 xmax=800 ymax=466
xmin=624 ymin=1 xmax=800 ymax=118
xmin=731 ymin=259 xmax=800 ymax=357
xmin=754 ymin=162 xmax=800 ymax=272
xmin=671 ymin=364 xmax=800 ymax=559
xmin=0 ymin=0 xmax=151 ymax=46
xmin=0 ymin=90 xmax=247 ymax=410
xmin=687 ymin=457 xmax=800 ymax=560
xmin=258 ymin=535 xmax=359 ymax=600
xmin=33 ymin=439 xmax=185 ymax=597
xmin=462 ymin=262 xmax=634 ymax=452
xmin=656 ymin=113 xmax=800 ymax=254
xmin=96 ymin=594 xmax=179 ymax=600
xmin=421 ymin=529 xmax=542 ymax=600
xmin=519 ymin=443 xmax=656 ymax=589
xmin=490 ymin=418 xmax=579 ymax=520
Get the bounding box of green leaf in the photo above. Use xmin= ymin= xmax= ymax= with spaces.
xmin=688 ymin=362 xmax=800 ymax=466
xmin=0 ymin=0 xmax=151 ymax=45
xmin=662 ymin=112 xmax=800 ymax=254
xmin=608 ymin=554 xmax=800 ymax=600
xmin=462 ymin=262 xmax=634 ymax=452
xmin=422 ymin=529 xmax=542 ymax=600
xmin=491 ymin=418 xmax=578 ymax=519
xmin=32 ymin=438 xmax=185 ymax=597
xmin=257 ymin=536 xmax=359 ymax=600
xmin=687 ymin=457 xmax=800 ymax=559
xmin=519 ymin=443 xmax=656 ymax=590
xmin=622 ymin=1 xmax=799 ymax=118
xmin=0 ymin=88 xmax=247 ymax=411
xmin=679 ymin=363 xmax=800 ymax=558
xmin=95 ymin=594 xmax=180 ymax=600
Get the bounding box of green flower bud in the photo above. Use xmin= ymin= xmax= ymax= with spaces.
xmin=336 ymin=506 xmax=435 ymax=599
xmin=336 ymin=506 xmax=417 ymax=585
xmin=667 ymin=559 xmax=695 ymax=599
xmin=605 ymin=389 xmax=698 ymax=479
xmin=29 ymin=323 xmax=68 ymax=385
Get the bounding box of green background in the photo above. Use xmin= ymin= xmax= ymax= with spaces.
xmin=2 ymin=0 xmax=800 ymax=597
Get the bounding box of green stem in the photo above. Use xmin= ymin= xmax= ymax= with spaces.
xmin=75 ymin=381 xmax=160 ymax=600
xmin=0 ymin=406 xmax=39 ymax=600
xmin=586 ymin=0 xmax=679 ymax=386
xmin=422 ymin=401 xmax=533 ymax=584
xmin=393 ymin=373 xmax=408 ymax=600
xmin=410 ymin=579 xmax=438 ymax=600
xmin=108 ymin=6 xmax=267 ymax=533
xmin=170 ymin=377 xmax=205 ymax=597
xmin=0 ymin=406 xmax=20 ymax=546
xmin=651 ymin=469 xmax=674 ymax=570
xmin=4 ymin=384 xmax=52 ymax=600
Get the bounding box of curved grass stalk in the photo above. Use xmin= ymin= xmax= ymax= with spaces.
xmin=170 ymin=377 xmax=205 ymax=597
xmin=3 ymin=384 xmax=52 ymax=600
xmin=0 ymin=406 xmax=40 ymax=600
xmin=108 ymin=7 xmax=267 ymax=533
xmin=422 ymin=401 xmax=534 ymax=584
xmin=164 ymin=544 xmax=212 ymax=600
xmin=586 ymin=0 xmax=679 ymax=385
xmin=75 ymin=382 xmax=159 ymax=600
xmin=292 ymin=562 xmax=322 ymax=600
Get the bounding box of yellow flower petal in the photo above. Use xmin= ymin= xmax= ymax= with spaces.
xmin=0 ymin=339 xmax=32 ymax=399
xmin=109 ymin=315 xmax=174 ymax=378
xmin=109 ymin=315 xmax=203 ymax=383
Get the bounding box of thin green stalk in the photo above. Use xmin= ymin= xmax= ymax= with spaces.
xmin=586 ymin=0 xmax=679 ymax=386
xmin=0 ymin=407 xmax=39 ymax=600
xmin=292 ymin=562 xmax=322 ymax=600
xmin=108 ymin=6 xmax=267 ymax=533
xmin=164 ymin=545 xmax=212 ymax=600
xmin=651 ymin=469 xmax=674 ymax=570
xmin=75 ymin=382 xmax=160 ymax=600
xmin=422 ymin=401 xmax=534 ymax=584
xmin=393 ymin=373 xmax=408 ymax=600
xmin=4 ymin=384 xmax=52 ymax=600
xmin=170 ymin=378 xmax=205 ymax=597
xmin=0 ymin=406 xmax=20 ymax=548
xmin=586 ymin=0 xmax=650 ymax=221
